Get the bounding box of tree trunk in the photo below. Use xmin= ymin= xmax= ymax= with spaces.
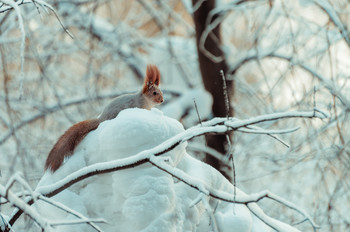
xmin=192 ymin=0 xmax=234 ymax=180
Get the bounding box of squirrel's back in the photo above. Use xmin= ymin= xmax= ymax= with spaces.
xmin=98 ymin=92 xmax=143 ymax=122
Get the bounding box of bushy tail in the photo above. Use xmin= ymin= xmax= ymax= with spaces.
xmin=45 ymin=119 xmax=100 ymax=172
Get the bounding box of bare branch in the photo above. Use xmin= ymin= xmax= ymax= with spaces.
xmin=220 ymin=70 xmax=230 ymax=119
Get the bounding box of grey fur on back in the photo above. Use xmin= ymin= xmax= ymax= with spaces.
xmin=98 ymin=91 xmax=146 ymax=122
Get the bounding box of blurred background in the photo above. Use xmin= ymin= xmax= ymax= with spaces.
xmin=0 ymin=0 xmax=349 ymax=231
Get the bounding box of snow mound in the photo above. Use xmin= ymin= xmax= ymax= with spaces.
xmin=36 ymin=108 xmax=272 ymax=232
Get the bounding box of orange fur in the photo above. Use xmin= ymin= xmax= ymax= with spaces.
xmin=142 ymin=64 xmax=161 ymax=93
xmin=45 ymin=119 xmax=100 ymax=172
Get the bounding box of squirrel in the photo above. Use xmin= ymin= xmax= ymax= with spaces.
xmin=45 ymin=64 xmax=163 ymax=172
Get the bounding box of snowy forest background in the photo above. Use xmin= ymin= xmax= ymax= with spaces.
xmin=0 ymin=0 xmax=349 ymax=231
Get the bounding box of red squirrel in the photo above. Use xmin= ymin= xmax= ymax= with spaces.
xmin=45 ymin=64 xmax=163 ymax=172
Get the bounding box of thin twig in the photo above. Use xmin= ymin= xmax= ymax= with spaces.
xmin=193 ymin=98 xmax=202 ymax=125
xmin=49 ymin=218 xmax=106 ymax=227
xmin=37 ymin=195 xmax=105 ymax=232
xmin=201 ymin=195 xmax=219 ymax=232
xmin=313 ymin=86 xmax=316 ymax=109
xmin=225 ymin=134 xmax=236 ymax=214
xmin=37 ymin=0 xmax=74 ymax=39
xmin=221 ymin=70 xmax=230 ymax=119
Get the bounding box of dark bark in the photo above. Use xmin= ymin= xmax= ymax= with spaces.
xmin=192 ymin=0 xmax=234 ymax=180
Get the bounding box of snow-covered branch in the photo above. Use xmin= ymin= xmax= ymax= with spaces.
xmin=315 ymin=0 xmax=350 ymax=45
xmin=0 ymin=180 xmax=49 ymax=231
xmin=37 ymin=195 xmax=106 ymax=231
xmin=0 ymin=175 xmax=107 ymax=232
xmin=0 ymin=0 xmax=25 ymax=97
xmin=4 ymin=109 xmax=325 ymax=231
xmin=35 ymin=110 xmax=326 ymax=195
xmin=0 ymin=0 xmax=73 ymax=37
xmin=149 ymin=156 xmax=319 ymax=232
xmin=0 ymin=0 xmax=31 ymax=13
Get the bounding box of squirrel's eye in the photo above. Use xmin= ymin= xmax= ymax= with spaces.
xmin=153 ymin=92 xmax=157 ymax=95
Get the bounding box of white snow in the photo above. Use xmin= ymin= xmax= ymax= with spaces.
xmin=35 ymin=108 xmax=283 ymax=231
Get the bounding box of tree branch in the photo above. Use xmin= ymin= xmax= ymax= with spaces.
xmin=5 ymin=109 xmax=325 ymax=230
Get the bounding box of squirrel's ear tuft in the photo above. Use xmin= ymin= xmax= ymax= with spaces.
xmin=143 ymin=64 xmax=161 ymax=92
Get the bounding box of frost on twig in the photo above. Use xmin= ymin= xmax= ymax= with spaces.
xmin=0 ymin=180 xmax=49 ymax=231
xmin=0 ymin=175 xmax=106 ymax=232
xmin=0 ymin=0 xmax=72 ymax=38
xmin=149 ymin=156 xmax=319 ymax=232
xmin=37 ymin=195 xmax=106 ymax=232
xmin=0 ymin=0 xmax=73 ymax=99
xmin=0 ymin=0 xmax=25 ymax=98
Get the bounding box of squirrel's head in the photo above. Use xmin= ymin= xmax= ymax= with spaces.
xmin=142 ymin=64 xmax=163 ymax=105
